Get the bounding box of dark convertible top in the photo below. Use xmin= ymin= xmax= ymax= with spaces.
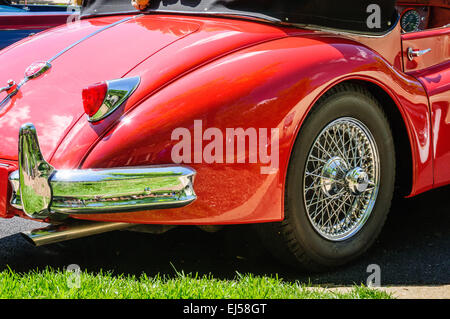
xmin=81 ymin=0 xmax=398 ymax=34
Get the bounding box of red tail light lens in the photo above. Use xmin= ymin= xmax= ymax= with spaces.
xmin=82 ymin=77 xmax=140 ymax=122
xmin=82 ymin=82 xmax=107 ymax=117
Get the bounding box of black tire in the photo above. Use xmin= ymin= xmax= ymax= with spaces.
xmin=255 ymin=83 xmax=395 ymax=271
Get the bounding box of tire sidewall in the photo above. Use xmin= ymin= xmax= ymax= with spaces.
xmin=287 ymin=89 xmax=395 ymax=266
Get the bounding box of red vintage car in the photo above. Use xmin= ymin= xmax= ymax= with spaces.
xmin=0 ymin=0 xmax=448 ymax=271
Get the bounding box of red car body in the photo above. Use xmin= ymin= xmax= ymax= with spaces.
xmin=1 ymin=6 xmax=449 ymax=222
xmin=0 ymin=0 xmax=448 ymax=268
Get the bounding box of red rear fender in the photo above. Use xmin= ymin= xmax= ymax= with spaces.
xmin=58 ymin=35 xmax=431 ymax=225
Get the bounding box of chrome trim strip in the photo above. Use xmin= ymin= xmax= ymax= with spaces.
xmin=0 ymin=80 xmax=17 ymax=94
xmin=24 ymin=61 xmax=52 ymax=79
xmin=9 ymin=123 xmax=197 ymax=218
xmin=0 ymin=78 xmax=26 ymax=109
xmin=48 ymin=15 xmax=138 ymax=63
xmin=0 ymin=15 xmax=141 ymax=108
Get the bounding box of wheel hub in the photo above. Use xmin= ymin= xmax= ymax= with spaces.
xmin=321 ymin=157 xmax=370 ymax=197
xmin=320 ymin=156 xmax=348 ymax=196
xmin=345 ymin=167 xmax=369 ymax=195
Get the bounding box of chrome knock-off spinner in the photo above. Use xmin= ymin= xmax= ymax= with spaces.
xmin=320 ymin=156 xmax=348 ymax=197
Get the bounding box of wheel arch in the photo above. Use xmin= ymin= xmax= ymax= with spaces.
xmin=348 ymin=79 xmax=413 ymax=197
xmin=285 ymin=78 xmax=414 ymax=202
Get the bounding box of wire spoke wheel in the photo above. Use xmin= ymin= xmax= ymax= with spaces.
xmin=255 ymin=84 xmax=395 ymax=270
xmin=303 ymin=117 xmax=380 ymax=241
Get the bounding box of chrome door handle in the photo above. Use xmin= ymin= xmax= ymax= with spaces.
xmin=407 ymin=47 xmax=431 ymax=61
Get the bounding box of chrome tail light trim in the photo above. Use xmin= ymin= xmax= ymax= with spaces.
xmin=9 ymin=123 xmax=196 ymax=219
xmin=88 ymin=76 xmax=141 ymax=122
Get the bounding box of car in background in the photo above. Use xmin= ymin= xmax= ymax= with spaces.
xmin=0 ymin=0 xmax=78 ymax=49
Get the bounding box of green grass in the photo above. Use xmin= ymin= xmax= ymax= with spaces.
xmin=0 ymin=267 xmax=392 ymax=299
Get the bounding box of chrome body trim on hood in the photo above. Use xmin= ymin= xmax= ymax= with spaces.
xmin=0 ymin=15 xmax=139 ymax=109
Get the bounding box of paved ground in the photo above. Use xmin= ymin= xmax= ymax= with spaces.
xmin=1 ymin=185 xmax=449 ymax=298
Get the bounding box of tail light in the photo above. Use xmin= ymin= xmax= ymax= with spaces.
xmin=82 ymin=76 xmax=140 ymax=122
xmin=82 ymin=82 xmax=107 ymax=118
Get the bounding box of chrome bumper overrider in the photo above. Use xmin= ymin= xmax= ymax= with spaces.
xmin=9 ymin=123 xmax=197 ymax=219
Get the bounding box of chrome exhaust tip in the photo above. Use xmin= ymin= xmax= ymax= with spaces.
xmin=21 ymin=220 xmax=132 ymax=247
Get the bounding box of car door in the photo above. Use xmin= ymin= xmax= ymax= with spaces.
xmin=402 ymin=23 xmax=450 ymax=187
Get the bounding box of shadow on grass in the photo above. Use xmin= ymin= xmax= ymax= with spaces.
xmin=1 ymin=185 xmax=449 ymax=286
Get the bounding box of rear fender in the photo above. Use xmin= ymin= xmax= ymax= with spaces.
xmin=54 ymin=35 xmax=431 ymax=224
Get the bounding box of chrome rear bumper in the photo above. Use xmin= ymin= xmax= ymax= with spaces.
xmin=9 ymin=123 xmax=196 ymax=219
